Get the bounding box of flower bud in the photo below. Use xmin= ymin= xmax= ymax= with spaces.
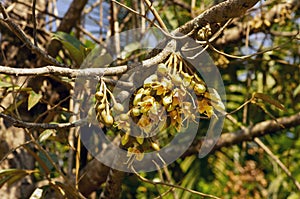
xmin=131 ymin=107 xmax=141 ymax=117
xmin=194 ymin=84 xmax=206 ymax=95
xmin=101 ymin=110 xmax=114 ymax=126
xmin=144 ymin=74 xmax=158 ymax=87
xmin=151 ymin=142 xmax=160 ymax=151
xmin=162 ymin=94 xmax=173 ymax=106
xmin=96 ymin=103 xmax=105 ymax=112
xmin=157 ymin=63 xmax=168 ymax=76
xmin=133 ymin=93 xmax=143 ymax=106
xmin=113 ymin=103 xmax=124 ymax=112
xmin=120 ymin=113 xmax=129 ymax=121
xmin=171 ymin=74 xmax=182 ymax=86
xmin=95 ymin=91 xmax=104 ymax=100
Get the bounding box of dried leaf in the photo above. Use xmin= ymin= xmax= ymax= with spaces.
xmin=28 ymin=90 xmax=42 ymax=111
xmin=253 ymin=92 xmax=285 ymax=110
xmin=39 ymin=129 xmax=55 ymax=142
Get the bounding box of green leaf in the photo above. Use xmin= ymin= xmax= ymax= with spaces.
xmin=39 ymin=129 xmax=55 ymax=142
xmin=5 ymin=173 xmax=28 ymax=187
xmin=37 ymin=152 xmax=58 ymax=174
xmin=0 ymin=169 xmax=35 ymax=188
xmin=0 ymin=175 xmax=12 ymax=188
xmin=28 ymin=90 xmax=42 ymax=111
xmin=253 ymin=92 xmax=285 ymax=110
xmin=90 ymin=53 xmax=113 ymax=68
xmin=82 ymin=45 xmax=113 ymax=68
xmin=52 ymin=31 xmax=87 ymax=65
xmin=293 ymin=84 xmax=300 ymax=97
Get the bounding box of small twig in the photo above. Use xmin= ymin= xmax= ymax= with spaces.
xmin=0 ymin=141 xmax=33 ymax=165
xmin=113 ymin=0 xmax=195 ymax=41
xmin=163 ymin=166 xmax=178 ymax=199
xmin=110 ymin=1 xmax=121 ymax=55
xmin=84 ymin=0 xmax=101 ymax=14
xmin=0 ymin=112 xmax=87 ymax=130
xmin=190 ymin=0 xmax=196 ymax=18
xmin=143 ymin=0 xmax=168 ymax=31
xmin=0 ymin=2 xmax=9 ymax=18
xmin=169 ymin=0 xmax=191 ymax=12
xmin=32 ymin=0 xmax=38 ymax=46
xmin=25 ymin=130 xmax=86 ymax=199
xmin=206 ymin=30 xmax=299 ymax=60
xmin=34 ymin=96 xmax=72 ymax=123
xmin=112 ymin=0 xmax=161 ymax=30
xmin=131 ymin=166 xmax=221 ymax=199
xmin=0 ymin=2 xmax=65 ymax=67
xmin=254 ymin=137 xmax=300 ymax=191
xmin=77 ymin=25 xmax=103 ymax=44
xmin=224 ymin=113 xmax=300 ymax=192
xmin=8 ymin=0 xmax=63 ymax=20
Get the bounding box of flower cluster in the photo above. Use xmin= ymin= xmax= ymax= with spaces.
xmin=94 ymin=53 xmax=218 ymax=162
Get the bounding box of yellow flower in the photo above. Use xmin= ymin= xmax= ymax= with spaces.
xmin=198 ymin=98 xmax=214 ymax=118
xmin=169 ymin=109 xmax=182 ymax=131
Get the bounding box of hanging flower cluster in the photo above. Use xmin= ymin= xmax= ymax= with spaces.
xmin=94 ymin=52 xmax=220 ymax=163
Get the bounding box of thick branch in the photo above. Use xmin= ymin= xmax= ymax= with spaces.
xmin=215 ymin=0 xmax=300 ymax=47
xmin=216 ymin=113 xmax=300 ymax=149
xmin=1 ymin=0 xmax=259 ymax=75
xmin=78 ymin=137 xmax=121 ymax=197
xmin=78 ymin=159 xmax=110 ymax=197
xmin=77 ymin=113 xmax=300 ymax=196
xmin=174 ymin=0 xmax=259 ymax=35
xmin=100 ymin=168 xmax=125 ymax=199
xmin=0 ymin=65 xmax=127 ymax=78
xmin=183 ymin=113 xmax=300 ymax=157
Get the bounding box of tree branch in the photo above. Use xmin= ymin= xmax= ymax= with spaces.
xmin=0 ymin=65 xmax=128 ymax=78
xmin=183 ymin=112 xmax=300 ymax=157
xmin=78 ymin=137 xmax=121 ymax=197
xmin=0 ymin=112 xmax=87 ymax=130
xmin=168 ymin=0 xmax=191 ymax=12
xmin=0 ymin=2 xmax=65 ymax=67
xmin=78 ymin=113 xmax=300 ymax=196
xmin=174 ymin=0 xmax=259 ymax=35
xmin=1 ymin=0 xmax=259 ymax=76
xmin=215 ymin=0 xmax=300 ymax=47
